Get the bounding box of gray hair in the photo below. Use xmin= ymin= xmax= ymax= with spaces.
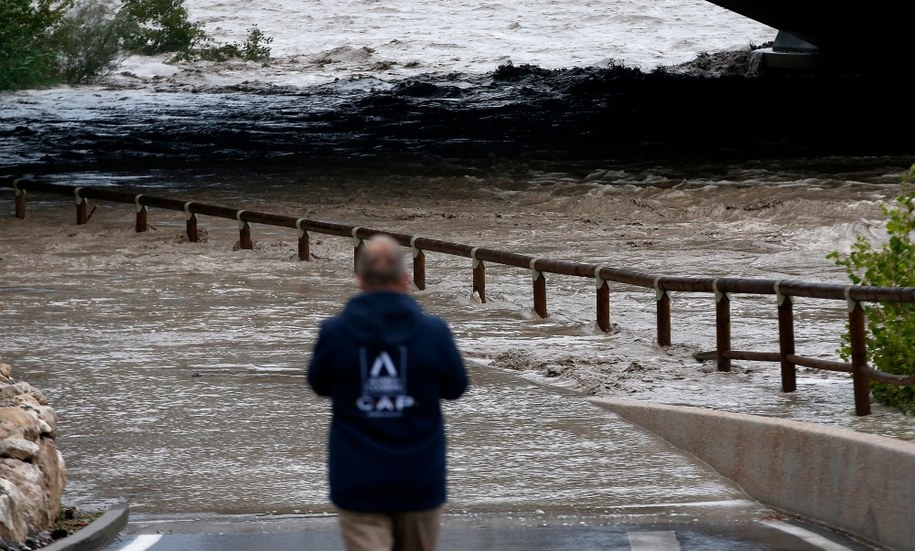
xmin=356 ymin=235 xmax=406 ymax=287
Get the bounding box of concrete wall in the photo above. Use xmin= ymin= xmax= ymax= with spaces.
xmin=589 ymin=398 xmax=915 ymax=551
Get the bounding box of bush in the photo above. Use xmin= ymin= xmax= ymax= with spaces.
xmin=118 ymin=0 xmax=205 ymax=56
xmin=1 ymin=0 xmax=274 ymax=90
xmin=50 ymin=0 xmax=126 ymax=83
xmin=239 ymin=25 xmax=272 ymax=61
xmin=196 ymin=25 xmax=273 ymax=62
xmin=0 ymin=0 xmax=71 ymax=89
xmin=828 ymin=165 xmax=915 ymax=413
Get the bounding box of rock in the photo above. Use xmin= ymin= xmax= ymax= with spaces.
xmin=0 ymin=409 xmax=41 ymax=443
xmin=0 ymin=460 xmax=51 ymax=527
xmin=0 ymin=365 xmax=12 ymax=385
xmin=0 ymin=366 xmax=67 ymax=547
xmin=21 ymin=404 xmax=57 ymax=438
xmin=34 ymin=442 xmax=65 ymax=517
xmin=0 ymin=480 xmax=28 ymax=544
xmin=0 ymin=384 xmax=47 ymax=408
xmin=0 ymin=442 xmax=39 ymax=463
xmin=23 ymin=407 xmax=56 ymax=438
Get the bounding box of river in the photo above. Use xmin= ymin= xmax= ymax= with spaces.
xmin=1 ymin=0 xmax=913 ymax=520
xmin=2 ymin=159 xmax=913 ymax=514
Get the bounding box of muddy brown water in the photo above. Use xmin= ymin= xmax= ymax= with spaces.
xmin=3 ymin=160 xmax=914 ymax=516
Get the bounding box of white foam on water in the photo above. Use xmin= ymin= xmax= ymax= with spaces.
xmin=108 ymin=0 xmax=775 ymax=89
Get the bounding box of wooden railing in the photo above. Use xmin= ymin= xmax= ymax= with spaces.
xmin=5 ymin=177 xmax=915 ymax=416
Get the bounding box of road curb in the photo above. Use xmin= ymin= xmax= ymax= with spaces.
xmin=589 ymin=397 xmax=914 ymax=551
xmin=41 ymin=502 xmax=130 ymax=551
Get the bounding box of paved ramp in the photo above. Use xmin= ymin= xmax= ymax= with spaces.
xmin=107 ymin=514 xmax=874 ymax=551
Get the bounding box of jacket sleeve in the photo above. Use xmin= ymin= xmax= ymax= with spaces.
xmin=307 ymin=320 xmax=334 ymax=397
xmin=437 ymin=319 xmax=469 ymax=400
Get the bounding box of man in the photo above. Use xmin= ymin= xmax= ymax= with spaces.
xmin=308 ymin=235 xmax=469 ymax=551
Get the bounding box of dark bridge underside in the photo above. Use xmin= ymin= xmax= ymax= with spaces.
xmin=706 ymin=1 xmax=912 ymax=59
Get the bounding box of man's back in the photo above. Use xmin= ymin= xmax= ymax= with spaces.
xmin=308 ymin=234 xmax=468 ymax=551
xmin=308 ymin=290 xmax=468 ymax=511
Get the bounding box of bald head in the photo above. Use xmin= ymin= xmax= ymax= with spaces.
xmin=356 ymin=235 xmax=409 ymax=291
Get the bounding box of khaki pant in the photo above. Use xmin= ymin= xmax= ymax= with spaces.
xmin=337 ymin=506 xmax=443 ymax=551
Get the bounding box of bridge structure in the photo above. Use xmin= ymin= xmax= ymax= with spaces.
xmin=706 ymin=1 xmax=912 ymax=71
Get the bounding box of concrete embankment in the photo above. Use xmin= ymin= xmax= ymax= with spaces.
xmin=590 ymin=397 xmax=915 ymax=551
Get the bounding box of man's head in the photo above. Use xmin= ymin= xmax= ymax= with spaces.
xmin=356 ymin=235 xmax=409 ymax=292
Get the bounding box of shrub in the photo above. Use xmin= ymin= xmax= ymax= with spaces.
xmin=828 ymin=165 xmax=915 ymax=413
xmin=118 ymin=0 xmax=205 ymax=56
xmin=239 ymin=25 xmax=272 ymax=61
xmin=1 ymin=0 xmax=274 ymax=90
xmin=0 ymin=0 xmax=71 ymax=89
xmin=195 ymin=25 xmax=273 ymax=62
xmin=49 ymin=0 xmax=127 ymax=83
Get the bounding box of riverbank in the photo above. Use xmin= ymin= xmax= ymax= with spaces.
xmin=3 ymin=51 xmax=914 ymax=177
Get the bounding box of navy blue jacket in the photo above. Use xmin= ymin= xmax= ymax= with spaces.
xmin=307 ymin=291 xmax=468 ymax=511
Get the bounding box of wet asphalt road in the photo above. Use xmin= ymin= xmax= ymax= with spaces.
xmin=105 ymin=514 xmax=877 ymax=551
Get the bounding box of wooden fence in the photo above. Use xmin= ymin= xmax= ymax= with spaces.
xmin=6 ymin=177 xmax=915 ymax=416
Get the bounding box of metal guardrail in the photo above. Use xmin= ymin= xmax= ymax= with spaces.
xmin=5 ymin=177 xmax=915 ymax=416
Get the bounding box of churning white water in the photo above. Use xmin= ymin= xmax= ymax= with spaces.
xmin=111 ymin=0 xmax=774 ymax=89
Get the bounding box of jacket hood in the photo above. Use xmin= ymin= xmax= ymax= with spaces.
xmin=341 ymin=291 xmax=423 ymax=346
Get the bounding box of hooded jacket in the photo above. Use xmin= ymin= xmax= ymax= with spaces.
xmin=308 ymin=291 xmax=468 ymax=511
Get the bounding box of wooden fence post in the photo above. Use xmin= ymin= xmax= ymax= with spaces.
xmin=296 ymin=219 xmax=310 ymax=261
xmin=776 ymin=282 xmax=797 ymax=393
xmin=531 ymin=258 xmax=547 ymax=319
xmin=185 ymin=202 xmax=198 ymax=243
xmin=656 ymin=289 xmax=671 ymax=346
xmin=654 ymin=277 xmax=671 ymax=345
xmin=472 ymin=248 xmax=486 ymax=303
xmin=595 ymin=268 xmax=610 ymax=332
xmin=411 ymin=237 xmax=425 ymax=290
xmin=75 ymin=188 xmax=88 ymax=225
xmin=714 ymin=279 xmax=731 ymax=372
xmin=13 ymin=180 xmax=26 ymax=219
xmin=352 ymin=227 xmax=363 ymax=271
xmin=848 ymin=293 xmax=871 ymax=416
xmin=237 ymin=210 xmax=252 ymax=249
xmin=135 ymin=195 xmax=148 ymax=233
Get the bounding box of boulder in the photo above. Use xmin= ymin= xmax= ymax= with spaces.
xmin=0 ymin=382 xmax=48 ymax=407
xmin=0 ymin=364 xmax=67 ymax=546
xmin=0 ymin=479 xmax=28 ymax=544
xmin=0 ymin=364 xmax=11 ymax=385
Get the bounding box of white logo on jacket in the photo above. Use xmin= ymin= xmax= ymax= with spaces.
xmin=357 ymin=348 xmax=415 ymax=417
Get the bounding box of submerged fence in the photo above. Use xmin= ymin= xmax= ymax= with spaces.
xmin=5 ymin=177 xmax=915 ymax=416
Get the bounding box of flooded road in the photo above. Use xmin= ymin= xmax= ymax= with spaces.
xmin=2 ymin=0 xmax=912 ymax=531
xmin=1 ymin=160 xmax=913 ymax=514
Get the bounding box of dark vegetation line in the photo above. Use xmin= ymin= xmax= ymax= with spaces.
xmin=1 ymin=0 xmax=272 ymax=90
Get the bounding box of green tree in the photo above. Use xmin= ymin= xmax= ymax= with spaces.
xmin=1 ymin=0 xmax=274 ymax=90
xmin=119 ymin=0 xmax=205 ymax=56
xmin=0 ymin=0 xmax=72 ymax=89
xmin=50 ymin=0 xmax=127 ymax=83
xmin=828 ymin=166 xmax=915 ymax=413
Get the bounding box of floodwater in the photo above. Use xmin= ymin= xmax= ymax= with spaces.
xmin=114 ymin=0 xmax=774 ymax=88
xmin=2 ymin=160 xmax=913 ymax=515
xmin=1 ymin=0 xmax=913 ymax=521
